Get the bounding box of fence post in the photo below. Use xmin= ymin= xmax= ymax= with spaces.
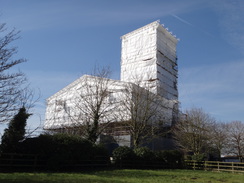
xmin=10 ymin=154 xmax=14 ymax=168
xmin=185 ymin=160 xmax=244 ymax=173
xmin=34 ymin=155 xmax=38 ymax=170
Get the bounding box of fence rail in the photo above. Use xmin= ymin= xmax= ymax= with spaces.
xmin=112 ymin=159 xmax=178 ymax=169
xmin=0 ymin=153 xmax=110 ymax=171
xmin=2 ymin=153 xmax=244 ymax=173
xmin=185 ymin=160 xmax=244 ymax=173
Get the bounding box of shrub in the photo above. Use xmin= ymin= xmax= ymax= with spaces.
xmin=112 ymin=146 xmax=135 ymax=163
xmin=153 ymin=151 xmax=166 ymax=162
xmin=133 ymin=147 xmax=154 ymax=160
xmin=19 ymin=134 xmax=54 ymax=155
xmin=161 ymin=150 xmax=183 ymax=168
xmin=191 ymin=153 xmax=205 ymax=161
xmin=21 ymin=134 xmax=93 ymax=158
xmin=20 ymin=133 xmax=109 ymax=170
xmin=92 ymin=144 xmax=110 ymax=157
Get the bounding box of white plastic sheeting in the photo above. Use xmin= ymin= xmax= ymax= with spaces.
xmin=121 ymin=21 xmax=157 ymax=88
xmin=45 ymin=75 xmax=129 ymax=129
xmin=121 ymin=20 xmax=178 ymax=101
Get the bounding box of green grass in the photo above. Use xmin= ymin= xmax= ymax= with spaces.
xmin=0 ymin=169 xmax=243 ymax=183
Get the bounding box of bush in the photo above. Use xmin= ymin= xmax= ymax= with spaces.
xmin=112 ymin=146 xmax=135 ymax=163
xmin=21 ymin=134 xmax=93 ymax=158
xmin=191 ymin=153 xmax=205 ymax=161
xmin=133 ymin=147 xmax=154 ymax=160
xmin=20 ymin=133 xmax=109 ymax=170
xmin=161 ymin=150 xmax=183 ymax=168
xmin=153 ymin=151 xmax=166 ymax=162
xmin=92 ymin=144 xmax=110 ymax=157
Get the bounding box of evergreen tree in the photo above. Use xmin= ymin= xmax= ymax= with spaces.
xmin=0 ymin=107 xmax=31 ymax=153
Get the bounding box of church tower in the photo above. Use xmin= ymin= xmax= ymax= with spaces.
xmin=120 ymin=20 xmax=178 ymax=101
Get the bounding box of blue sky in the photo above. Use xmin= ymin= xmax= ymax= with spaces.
xmin=0 ymin=0 xmax=244 ymax=133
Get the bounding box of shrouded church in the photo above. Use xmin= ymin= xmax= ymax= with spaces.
xmin=44 ymin=21 xmax=179 ymax=149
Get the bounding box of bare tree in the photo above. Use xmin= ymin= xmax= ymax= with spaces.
xmin=49 ymin=66 xmax=118 ymax=143
xmin=0 ymin=22 xmax=27 ymax=123
xmin=73 ymin=68 xmax=113 ymax=143
xmin=20 ymin=87 xmax=42 ymax=138
xmin=209 ymin=122 xmax=229 ymax=160
xmin=173 ymin=108 xmax=215 ymax=156
xmin=226 ymin=121 xmax=244 ymax=162
xmin=118 ymin=77 xmax=172 ymax=148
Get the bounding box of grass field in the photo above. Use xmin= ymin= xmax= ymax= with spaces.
xmin=0 ymin=169 xmax=243 ymax=183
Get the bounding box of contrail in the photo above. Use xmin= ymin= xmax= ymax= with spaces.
xmin=171 ymin=14 xmax=214 ymax=37
xmin=171 ymin=14 xmax=193 ymax=27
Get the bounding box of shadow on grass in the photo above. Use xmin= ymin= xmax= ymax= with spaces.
xmin=1 ymin=169 xmax=243 ymax=183
xmin=86 ymin=169 xmax=179 ymax=180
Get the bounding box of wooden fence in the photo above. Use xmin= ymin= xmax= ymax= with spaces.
xmin=0 ymin=155 xmax=177 ymax=171
xmin=0 ymin=153 xmax=110 ymax=171
xmin=112 ymin=159 xmax=179 ymax=169
xmin=2 ymin=154 xmax=244 ymax=173
xmin=185 ymin=160 xmax=244 ymax=173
